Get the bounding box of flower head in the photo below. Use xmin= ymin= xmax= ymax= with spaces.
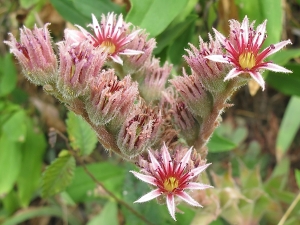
xmin=131 ymin=144 xmax=212 ymax=220
xmin=205 ymin=16 xmax=292 ymax=90
xmin=67 ymin=13 xmax=143 ymax=65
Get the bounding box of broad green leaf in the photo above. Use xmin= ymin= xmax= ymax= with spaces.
xmin=271 ymin=49 xmax=300 ymax=66
xmin=66 ymin=162 xmax=125 ymax=202
xmin=1 ymin=110 xmax=27 ymax=143
xmin=41 ymin=151 xmax=75 ymax=198
xmin=2 ymin=206 xmax=80 ymax=225
xmin=0 ymin=135 xmax=22 ymax=195
xmin=276 ymin=96 xmax=300 ymax=161
xmin=50 ymin=0 xmax=90 ymax=26
xmin=207 ymin=133 xmax=236 ymax=153
xmin=66 ymin=111 xmax=97 ymax=156
xmin=266 ymin=63 xmax=300 ymax=96
xmin=154 ymin=15 xmax=197 ymax=54
xmin=2 ymin=190 xmax=20 ymax=216
xmin=87 ymin=201 xmax=118 ymax=225
xmin=17 ymin=119 xmax=46 ymax=207
xmin=295 ymin=169 xmax=300 ymax=189
xmin=0 ymin=54 xmax=17 ymax=97
xmin=126 ymin=0 xmax=189 ymax=37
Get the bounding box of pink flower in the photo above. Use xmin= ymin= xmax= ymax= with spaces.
xmin=205 ymin=16 xmax=292 ymax=90
xmin=131 ymin=144 xmax=212 ymax=220
xmin=67 ymin=13 xmax=143 ymax=65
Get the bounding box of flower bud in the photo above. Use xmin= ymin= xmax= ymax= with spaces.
xmin=4 ymin=24 xmax=57 ymax=85
xmin=117 ymin=103 xmax=162 ymax=158
xmin=170 ymin=70 xmax=212 ymax=119
xmin=184 ymin=35 xmax=230 ymax=92
xmin=139 ymin=58 xmax=171 ymax=102
xmin=86 ymin=69 xmax=139 ymax=128
xmin=56 ymin=38 xmax=107 ymax=100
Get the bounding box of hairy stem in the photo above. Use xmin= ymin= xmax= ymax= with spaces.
xmin=278 ymin=191 xmax=300 ymax=225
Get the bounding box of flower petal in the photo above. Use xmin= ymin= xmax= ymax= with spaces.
xmin=186 ymin=182 xmax=214 ymax=190
xmin=176 ymin=191 xmax=202 ymax=207
xmin=134 ymin=189 xmax=161 ymax=203
xmin=166 ymin=194 xmax=176 ymax=221
xmin=249 ymin=71 xmax=265 ymax=91
xmin=190 ymin=163 xmax=211 ymax=179
xmin=260 ymin=63 xmax=292 ymax=73
xmin=130 ymin=171 xmax=157 ymax=186
xmin=180 ymin=147 xmax=192 ymax=166
xmin=213 ymin=28 xmax=226 ymax=45
xmin=205 ymin=54 xmax=229 ymax=64
xmin=110 ymin=55 xmax=123 ymax=65
xmin=148 ymin=150 xmax=161 ymax=170
xmin=224 ymin=68 xmax=244 ymax=81
xmin=119 ymin=49 xmax=144 ymax=56
xmin=263 ymin=40 xmax=292 ymax=59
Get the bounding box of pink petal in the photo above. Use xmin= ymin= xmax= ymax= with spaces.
xmin=110 ymin=55 xmax=123 ymax=65
xmin=134 ymin=189 xmax=161 ymax=203
xmin=166 ymin=194 xmax=176 ymax=221
xmin=263 ymin=40 xmax=292 ymax=59
xmin=240 ymin=16 xmax=249 ymax=44
xmin=130 ymin=171 xmax=157 ymax=186
xmin=91 ymin=14 xmax=103 ymax=39
xmin=260 ymin=63 xmax=292 ymax=73
xmin=119 ymin=49 xmax=144 ymax=56
xmin=186 ymin=182 xmax=213 ymax=190
xmin=126 ymin=29 xmax=142 ymax=42
xmin=176 ymin=191 xmax=202 ymax=207
xmin=148 ymin=150 xmax=161 ymax=170
xmin=205 ymin=54 xmax=229 ymax=64
xmin=253 ymin=20 xmax=267 ymax=47
xmin=161 ymin=143 xmax=172 ymax=166
xmin=249 ymin=71 xmax=265 ymax=91
xmin=224 ymin=68 xmax=244 ymax=81
xmin=180 ymin=147 xmax=192 ymax=166
xmin=112 ymin=14 xmax=123 ymax=38
xmin=213 ymin=28 xmax=226 ymax=45
xmin=190 ymin=163 xmax=211 ymax=179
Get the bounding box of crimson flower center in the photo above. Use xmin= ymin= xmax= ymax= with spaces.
xmin=163 ymin=176 xmax=179 ymax=192
xmin=238 ymin=52 xmax=256 ymax=70
xmin=100 ymin=40 xmax=116 ymax=54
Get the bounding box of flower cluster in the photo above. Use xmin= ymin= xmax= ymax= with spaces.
xmin=4 ymin=13 xmax=292 ymax=221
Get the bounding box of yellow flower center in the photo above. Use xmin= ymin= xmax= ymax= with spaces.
xmin=100 ymin=40 xmax=116 ymax=54
xmin=163 ymin=177 xmax=179 ymax=192
xmin=238 ymin=52 xmax=256 ymax=69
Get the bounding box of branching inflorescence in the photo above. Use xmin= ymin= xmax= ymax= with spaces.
xmin=4 ymin=13 xmax=292 ymax=220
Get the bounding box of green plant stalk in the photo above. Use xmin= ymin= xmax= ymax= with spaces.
xmin=278 ymin=191 xmax=300 ymax=225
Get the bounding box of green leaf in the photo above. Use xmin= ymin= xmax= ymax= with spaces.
xmin=66 ymin=111 xmax=97 ymax=156
xmin=266 ymin=63 xmax=300 ymax=96
xmin=17 ymin=119 xmax=46 ymax=207
xmin=41 ymin=151 xmax=75 ymax=198
xmin=154 ymin=15 xmax=197 ymax=54
xmin=1 ymin=110 xmax=27 ymax=143
xmin=271 ymin=49 xmax=300 ymax=66
xmin=0 ymin=135 xmax=22 ymax=195
xmin=2 ymin=206 xmax=81 ymax=225
xmin=207 ymin=132 xmax=236 ymax=153
xmin=295 ymin=169 xmax=300 ymax=189
xmin=0 ymin=54 xmax=17 ymax=97
xmin=126 ymin=0 xmax=189 ymax=37
xmin=276 ymin=96 xmax=300 ymax=161
xmin=87 ymin=201 xmax=118 ymax=225
xmin=2 ymin=190 xmax=20 ymax=216
xmin=66 ymin=162 xmax=125 ymax=202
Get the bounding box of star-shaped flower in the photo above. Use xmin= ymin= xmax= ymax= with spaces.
xmin=66 ymin=13 xmax=144 ymax=65
xmin=205 ymin=16 xmax=292 ymax=90
xmin=131 ymin=144 xmax=212 ymax=220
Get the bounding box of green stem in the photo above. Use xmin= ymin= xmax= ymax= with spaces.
xmin=278 ymin=191 xmax=300 ymax=225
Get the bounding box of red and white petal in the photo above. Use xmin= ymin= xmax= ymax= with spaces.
xmin=126 ymin=29 xmax=143 ymax=42
xmin=213 ymin=28 xmax=226 ymax=45
xmin=134 ymin=189 xmax=161 ymax=203
xmin=205 ymin=54 xmax=230 ymax=64
xmin=263 ymin=40 xmax=292 ymax=59
xmin=161 ymin=143 xmax=172 ymax=170
xmin=91 ymin=14 xmax=103 ymax=39
xmin=110 ymin=54 xmax=123 ymax=65
xmin=186 ymin=182 xmax=214 ymax=190
xmin=240 ymin=16 xmax=249 ymax=44
xmin=260 ymin=63 xmax=292 ymax=73
xmin=253 ymin=20 xmax=267 ymax=47
xmin=119 ymin=49 xmax=144 ymax=56
xmin=224 ymin=68 xmax=244 ymax=81
xmin=130 ymin=171 xmax=157 ymax=186
xmin=112 ymin=14 xmax=124 ymax=39
xmin=176 ymin=191 xmax=202 ymax=207
xmin=166 ymin=194 xmax=176 ymax=221
xmin=179 ymin=147 xmax=192 ymax=167
xmin=249 ymin=71 xmax=265 ymax=91
xmin=190 ymin=163 xmax=212 ymax=179
xmin=148 ymin=150 xmax=161 ymax=170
